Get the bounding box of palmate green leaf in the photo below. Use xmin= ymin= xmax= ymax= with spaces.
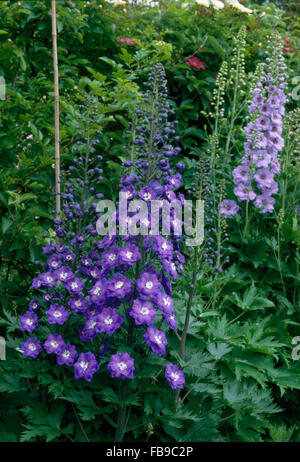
xmin=207 ymin=342 xmax=232 ymax=360
xmin=60 ymin=390 xmax=103 ymax=422
xmin=20 ymin=423 xmax=73 ymax=443
xmin=269 ymin=424 xmax=295 ymax=442
xmin=0 ymin=373 xmax=24 ymax=393
xmin=234 ymin=415 xmax=266 ymax=442
xmin=234 ymin=361 xmax=268 ymax=387
xmin=231 ymin=283 xmax=274 ymax=311
xmin=224 ymin=381 xmax=281 ymax=416
xmin=245 ymin=328 xmax=285 ymax=356
xmin=20 ymin=404 xmax=73 ymax=442
xmin=163 ymin=414 xmax=221 ymax=442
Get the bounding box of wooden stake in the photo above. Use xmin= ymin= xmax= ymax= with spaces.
xmin=51 ymin=0 xmax=61 ymax=221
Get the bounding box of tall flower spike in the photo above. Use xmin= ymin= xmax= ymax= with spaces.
xmin=228 ymin=34 xmax=287 ymax=214
xmin=19 ymin=64 xmax=186 ymax=390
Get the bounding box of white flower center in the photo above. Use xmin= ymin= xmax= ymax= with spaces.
xmin=163 ymin=297 xmax=170 ymax=306
xmin=50 ymin=341 xmax=58 ymax=348
xmin=74 ymin=300 xmax=82 ymax=307
xmin=109 ymin=254 xmax=116 ymax=261
xmin=80 ymin=361 xmax=89 ymax=371
xmin=71 ymin=282 xmax=78 ymax=289
xmin=53 ymin=310 xmax=62 ymax=318
xmin=154 ymin=335 xmax=162 ymax=345
xmin=104 ymin=316 xmax=113 ymax=325
xmin=140 ymin=307 xmax=149 ymax=315
xmin=89 ymin=321 xmax=97 ymax=329
xmin=60 ymin=272 xmax=68 ymax=280
xmin=94 ymin=287 xmax=101 ymax=296
xmin=125 ymin=251 xmax=133 ymax=259
xmin=52 ymin=261 xmax=58 ymax=268
xmin=26 ymin=318 xmax=34 ymax=326
xmin=161 ymin=242 xmax=168 ymax=251
xmin=115 ymin=281 xmax=124 ymax=289
xmin=47 ymin=276 xmax=53 ymax=283
xmin=63 ymin=351 xmax=70 ymax=359
xmin=145 ymin=281 xmax=153 ymax=289
xmin=29 ymin=343 xmax=36 ymax=351
xmin=118 ymin=361 xmax=127 ymax=371
xmin=171 ymin=372 xmax=179 ymax=381
xmin=143 ymin=192 xmax=151 ymax=200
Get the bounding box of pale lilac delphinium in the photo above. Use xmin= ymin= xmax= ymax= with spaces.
xmin=220 ymin=200 xmax=240 ymax=218
xmin=229 ymin=34 xmax=287 ymax=214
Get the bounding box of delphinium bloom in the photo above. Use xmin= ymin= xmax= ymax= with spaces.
xmin=22 ymin=338 xmax=42 ymax=358
xmin=74 ymin=352 xmax=99 ymax=382
xmin=43 ymin=334 xmax=65 ymax=355
xmin=220 ymin=199 xmax=239 ymax=218
xmin=19 ymin=68 xmax=186 ymax=389
xmin=129 ymin=299 xmax=156 ymax=326
xmin=107 ymin=352 xmax=135 ymax=379
xmin=46 ymin=304 xmax=69 ymax=325
xmin=229 ymin=34 xmax=287 ymax=214
xmin=20 ymin=311 xmax=38 ymax=332
xmin=165 ymin=363 xmax=185 ymax=390
xmin=57 ymin=344 xmax=78 ymax=366
xmin=144 ymin=326 xmax=168 ymax=356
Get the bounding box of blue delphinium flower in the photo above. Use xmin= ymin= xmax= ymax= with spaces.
xmin=230 ymin=34 xmax=287 ymax=214
xmin=20 ymin=67 xmax=186 ymax=388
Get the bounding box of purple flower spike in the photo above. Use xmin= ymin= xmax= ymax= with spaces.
xmin=22 ymin=338 xmax=42 ymax=358
xmin=74 ymin=352 xmax=99 ymax=382
xmin=165 ymin=364 xmax=185 ymax=390
xmin=107 ymin=352 xmax=135 ymax=380
xmin=144 ymin=326 xmax=167 ymax=356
